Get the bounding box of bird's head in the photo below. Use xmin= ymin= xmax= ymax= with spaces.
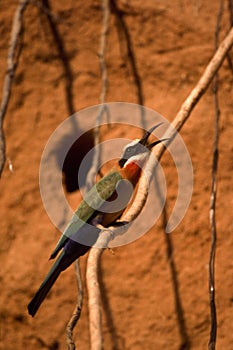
xmin=118 ymin=123 xmax=167 ymax=169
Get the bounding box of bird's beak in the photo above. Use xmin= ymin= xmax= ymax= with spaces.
xmin=139 ymin=122 xmax=163 ymax=146
xmin=147 ymin=138 xmax=169 ymax=150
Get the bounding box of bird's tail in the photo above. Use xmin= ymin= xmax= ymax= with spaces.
xmin=28 ymin=251 xmax=66 ymax=317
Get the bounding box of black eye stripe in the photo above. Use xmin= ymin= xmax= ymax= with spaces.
xmin=123 ymin=144 xmax=146 ymax=158
xmin=124 ymin=146 xmax=136 ymax=156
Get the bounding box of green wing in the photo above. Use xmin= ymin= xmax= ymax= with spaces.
xmin=50 ymin=169 xmax=122 ymax=259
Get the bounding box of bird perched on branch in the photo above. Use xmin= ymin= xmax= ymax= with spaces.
xmin=28 ymin=123 xmax=166 ymax=317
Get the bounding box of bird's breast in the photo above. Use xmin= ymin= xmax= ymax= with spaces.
xmin=121 ymin=162 xmax=142 ymax=186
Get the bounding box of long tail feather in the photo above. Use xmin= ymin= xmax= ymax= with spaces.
xmin=28 ymin=240 xmax=90 ymax=317
xmin=28 ymin=252 xmax=65 ymax=317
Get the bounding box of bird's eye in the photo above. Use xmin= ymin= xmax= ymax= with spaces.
xmin=126 ymin=147 xmax=132 ymax=153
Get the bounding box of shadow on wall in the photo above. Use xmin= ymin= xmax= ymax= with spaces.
xmin=56 ymin=129 xmax=94 ymax=193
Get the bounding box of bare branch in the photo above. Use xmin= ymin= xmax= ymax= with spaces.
xmin=86 ymin=223 xmax=129 ymax=350
xmin=208 ymin=1 xmax=223 ymax=349
xmin=68 ymin=1 xmax=110 ymax=348
xmin=85 ymin=0 xmax=110 ymax=191
xmin=227 ymin=0 xmax=233 ymax=74
xmin=66 ymin=261 xmax=83 ymax=350
xmin=0 ymin=0 xmax=29 ymax=177
xmin=85 ymin=26 xmax=233 ymax=350
xmin=85 ymin=2 xmax=110 ymax=348
xmin=99 ymin=0 xmax=110 ymax=106
xmin=86 ymin=247 xmax=104 ymax=350
xmin=118 ymin=27 xmax=233 ymax=261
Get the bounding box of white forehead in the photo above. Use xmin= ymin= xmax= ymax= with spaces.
xmin=122 ymin=139 xmax=140 ymax=152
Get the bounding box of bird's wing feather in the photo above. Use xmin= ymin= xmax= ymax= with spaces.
xmin=50 ymin=170 xmax=122 ymax=259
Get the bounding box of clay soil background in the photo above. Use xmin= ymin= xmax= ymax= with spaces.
xmin=0 ymin=1 xmax=233 ymax=349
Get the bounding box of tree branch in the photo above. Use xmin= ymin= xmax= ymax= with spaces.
xmin=85 ymin=2 xmax=110 ymax=349
xmin=0 ymin=0 xmax=29 ymax=177
xmin=85 ymin=0 xmax=110 ymax=191
xmin=86 ymin=246 xmax=104 ymax=350
xmin=208 ymin=1 xmax=223 ymax=349
xmin=66 ymin=261 xmax=83 ymax=350
xmin=66 ymin=1 xmax=110 ymax=348
xmin=86 ymin=26 xmax=233 ymax=350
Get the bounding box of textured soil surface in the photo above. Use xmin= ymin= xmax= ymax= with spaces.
xmin=0 ymin=1 xmax=233 ymax=349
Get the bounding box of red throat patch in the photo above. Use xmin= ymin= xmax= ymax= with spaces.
xmin=123 ymin=162 xmax=142 ymax=186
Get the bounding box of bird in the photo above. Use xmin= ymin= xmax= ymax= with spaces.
xmin=28 ymin=123 xmax=166 ymax=317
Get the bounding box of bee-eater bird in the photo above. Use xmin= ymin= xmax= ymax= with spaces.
xmin=28 ymin=123 xmax=166 ymax=317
